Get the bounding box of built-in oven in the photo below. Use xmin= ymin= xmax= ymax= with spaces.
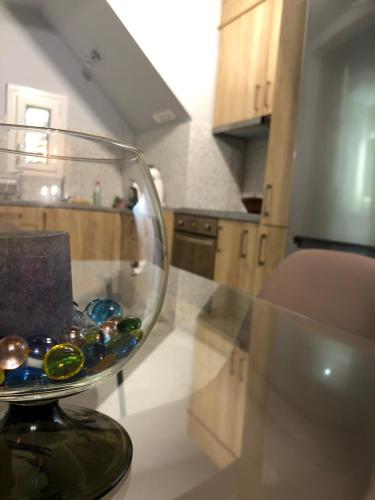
xmin=172 ymin=214 xmax=218 ymax=279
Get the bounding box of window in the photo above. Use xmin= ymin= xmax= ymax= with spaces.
xmin=6 ymin=84 xmax=68 ymax=177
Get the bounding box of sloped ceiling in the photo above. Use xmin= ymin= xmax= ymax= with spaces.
xmin=40 ymin=0 xmax=190 ymax=134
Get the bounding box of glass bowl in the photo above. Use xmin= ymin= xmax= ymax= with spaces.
xmin=0 ymin=124 xmax=168 ymax=403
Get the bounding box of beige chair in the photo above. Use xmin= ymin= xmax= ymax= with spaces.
xmin=258 ymin=249 xmax=375 ymax=339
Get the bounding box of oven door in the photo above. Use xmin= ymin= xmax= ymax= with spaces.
xmin=172 ymin=231 xmax=216 ymax=279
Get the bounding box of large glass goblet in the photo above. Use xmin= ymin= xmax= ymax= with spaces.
xmin=0 ymin=124 xmax=168 ymax=499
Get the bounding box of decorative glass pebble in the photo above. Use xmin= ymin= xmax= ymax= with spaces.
xmin=84 ymin=327 xmax=105 ymax=345
xmin=72 ymin=306 xmax=96 ymax=330
xmin=60 ymin=327 xmax=86 ymax=348
xmin=5 ymin=367 xmax=48 ymax=387
xmin=131 ymin=329 xmax=144 ymax=343
xmin=0 ymin=336 xmax=30 ymax=370
xmin=118 ymin=316 xmax=142 ymax=334
xmin=100 ymin=321 xmax=118 ymax=344
xmin=106 ymin=332 xmax=137 ymax=359
xmin=85 ymin=299 xmax=123 ymax=325
xmin=44 ymin=344 xmax=84 ymax=381
xmin=0 ymin=369 xmax=4 ymax=386
xmin=82 ymin=343 xmax=106 ymax=369
xmin=29 ymin=335 xmax=57 ymax=360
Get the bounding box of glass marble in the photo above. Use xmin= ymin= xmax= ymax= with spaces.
xmin=5 ymin=366 xmax=48 ymax=387
xmin=44 ymin=344 xmax=84 ymax=381
xmin=106 ymin=333 xmax=137 ymax=359
xmin=82 ymin=343 xmax=106 ymax=369
xmin=60 ymin=327 xmax=86 ymax=348
xmin=29 ymin=335 xmax=57 ymax=360
xmin=72 ymin=306 xmax=96 ymax=330
xmin=118 ymin=316 xmax=142 ymax=334
xmin=0 ymin=336 xmax=30 ymax=370
xmin=131 ymin=329 xmax=144 ymax=343
xmin=100 ymin=321 xmax=118 ymax=344
xmin=0 ymin=369 xmax=4 ymax=386
xmin=85 ymin=299 xmax=123 ymax=325
xmin=84 ymin=327 xmax=105 ymax=345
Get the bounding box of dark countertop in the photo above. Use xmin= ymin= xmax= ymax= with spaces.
xmin=169 ymin=207 xmax=261 ymax=224
xmin=0 ymin=199 xmax=129 ymax=214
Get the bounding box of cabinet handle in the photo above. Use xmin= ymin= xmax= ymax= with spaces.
xmin=239 ymin=229 xmax=249 ymax=259
xmin=254 ymin=84 xmax=261 ymax=112
xmin=216 ymin=226 xmax=223 ymax=253
xmin=229 ymin=349 xmax=236 ymax=375
xmin=239 ymin=354 xmax=245 ymax=382
xmin=263 ymin=184 xmax=272 ymax=217
xmin=257 ymin=234 xmax=267 ymax=266
xmin=264 ymin=80 xmax=271 ymax=109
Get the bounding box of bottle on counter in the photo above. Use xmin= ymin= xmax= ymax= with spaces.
xmin=93 ymin=180 xmax=102 ymax=207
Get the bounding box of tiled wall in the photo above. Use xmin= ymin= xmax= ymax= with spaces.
xmin=137 ymin=122 xmax=268 ymax=212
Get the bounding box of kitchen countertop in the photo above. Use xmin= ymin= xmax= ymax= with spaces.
xmin=0 ymin=199 xmax=129 ymax=214
xmin=167 ymin=207 xmax=261 ymax=223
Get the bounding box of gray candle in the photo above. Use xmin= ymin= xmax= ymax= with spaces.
xmin=0 ymin=232 xmax=73 ymax=341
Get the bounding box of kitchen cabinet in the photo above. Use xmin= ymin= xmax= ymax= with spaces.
xmin=214 ymin=220 xmax=258 ymax=294
xmin=261 ymin=0 xmax=307 ymax=227
xmin=252 ymin=224 xmax=287 ymax=294
xmin=0 ymin=205 xmax=44 ymax=231
xmin=221 ymin=0 xmax=263 ymax=27
xmin=44 ymin=208 xmax=122 ymax=261
xmin=189 ymin=321 xmax=248 ymax=467
xmin=213 ymin=0 xmax=282 ymax=129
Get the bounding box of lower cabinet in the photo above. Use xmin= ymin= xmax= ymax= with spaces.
xmin=189 ymin=321 xmax=248 ymax=468
xmin=0 ymin=206 xmax=44 ymax=231
xmin=44 ymin=208 xmax=122 ymax=260
xmin=252 ymin=224 xmax=287 ymax=294
xmin=214 ymin=219 xmax=258 ymax=294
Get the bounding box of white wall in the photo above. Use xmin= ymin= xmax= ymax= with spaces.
xmin=0 ymin=2 xmax=134 ymax=204
xmin=0 ymin=2 xmax=133 ymax=140
xmin=107 ymin=0 xmax=221 ymax=123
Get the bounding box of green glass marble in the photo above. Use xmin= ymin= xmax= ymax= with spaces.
xmin=117 ymin=316 xmax=142 ymax=334
xmin=131 ymin=329 xmax=144 ymax=342
xmin=44 ymin=344 xmax=84 ymax=381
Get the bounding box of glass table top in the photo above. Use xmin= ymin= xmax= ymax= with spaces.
xmin=65 ymin=263 xmax=375 ymax=499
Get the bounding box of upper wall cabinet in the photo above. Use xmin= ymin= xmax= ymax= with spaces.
xmin=213 ymin=0 xmax=282 ymax=130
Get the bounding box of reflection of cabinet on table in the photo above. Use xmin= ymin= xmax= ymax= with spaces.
xmin=188 ymin=321 xmax=248 ymax=469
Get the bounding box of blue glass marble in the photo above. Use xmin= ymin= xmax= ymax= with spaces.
xmin=106 ymin=332 xmax=137 ymax=359
xmin=5 ymin=366 xmax=48 ymax=387
xmin=29 ymin=335 xmax=57 ymax=360
xmin=84 ymin=299 xmax=123 ymax=325
xmin=82 ymin=342 xmax=106 ymax=369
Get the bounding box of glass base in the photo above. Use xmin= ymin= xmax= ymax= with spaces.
xmin=0 ymin=401 xmax=132 ymax=499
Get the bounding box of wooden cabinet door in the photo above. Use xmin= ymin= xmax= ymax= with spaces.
xmin=261 ymin=0 xmax=307 ymax=226
xmin=221 ymin=0 xmax=262 ymax=26
xmin=0 ymin=206 xmax=43 ymax=231
xmin=237 ymin=222 xmax=259 ymax=294
xmin=45 ymin=208 xmax=122 ymax=260
xmin=163 ymin=210 xmax=174 ymax=262
xmin=214 ymin=220 xmax=243 ymax=289
xmin=263 ymin=0 xmax=283 ymax=114
xmin=252 ymin=224 xmax=287 ymax=294
xmin=214 ymin=1 xmax=269 ymax=128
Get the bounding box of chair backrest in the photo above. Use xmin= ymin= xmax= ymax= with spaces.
xmin=258 ymin=249 xmax=375 ymax=339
